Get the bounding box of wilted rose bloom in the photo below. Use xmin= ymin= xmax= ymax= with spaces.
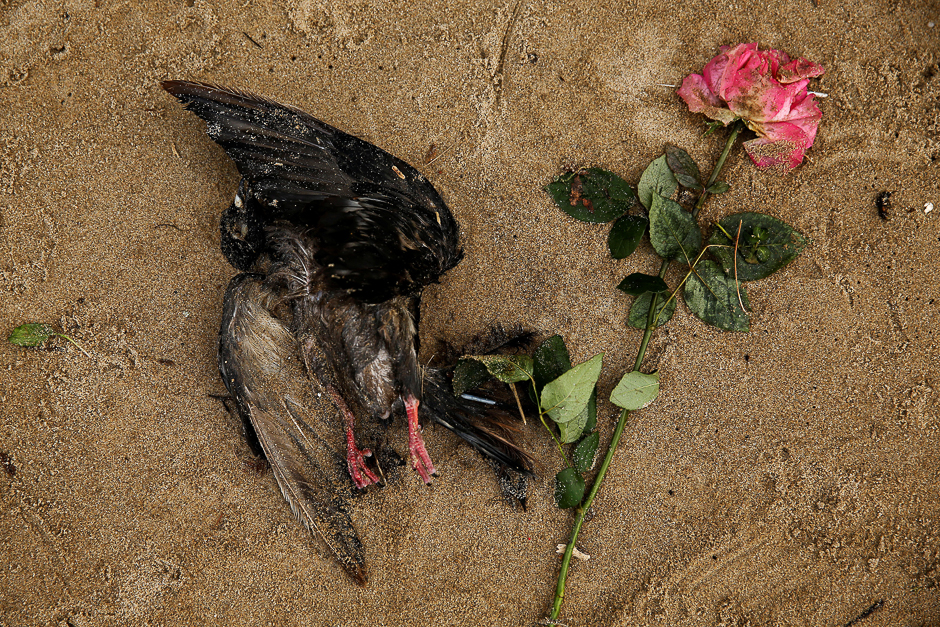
xmin=678 ymin=43 xmax=825 ymax=172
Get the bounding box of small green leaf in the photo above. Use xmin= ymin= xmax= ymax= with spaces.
xmin=610 ymin=370 xmax=660 ymax=410
xmin=664 ymin=145 xmax=704 ymax=189
xmin=637 ymin=155 xmax=678 ymax=210
xmin=649 ymin=193 xmax=702 ymax=262
xmin=533 ymin=335 xmax=571 ymax=393
xmin=452 ymin=359 xmax=492 ymax=396
xmin=463 ymin=354 xmax=534 ymax=384
xmin=616 ymin=273 xmax=668 ymax=296
xmin=683 ymin=260 xmax=750 ymax=331
xmin=544 ymin=168 xmax=636 ymax=223
xmin=628 ymin=292 xmax=677 ymax=329
xmin=707 ymin=212 xmax=810 ymax=281
xmin=554 ymin=467 xmax=586 ymax=509
xmin=608 ymin=214 xmax=648 ymax=259
xmin=8 ymin=323 xmax=57 ymax=347
xmin=702 ymin=120 xmax=725 ymax=137
xmin=558 ymin=404 xmax=589 ymax=444
xmin=706 ymin=181 xmax=730 ymax=194
xmin=572 ymin=431 xmax=599 ymax=474
xmin=540 ymin=354 xmax=603 ymax=424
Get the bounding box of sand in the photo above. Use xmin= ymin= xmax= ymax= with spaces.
xmin=1 ymin=0 xmax=938 ymax=625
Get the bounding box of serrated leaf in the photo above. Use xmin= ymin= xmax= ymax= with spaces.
xmin=684 ymin=260 xmax=750 ymax=331
xmin=463 ymin=354 xmax=534 ymax=384
xmin=8 ymin=323 xmax=57 ymax=347
xmin=628 ymin=292 xmax=677 ymax=329
xmin=665 ymin=145 xmax=703 ymax=189
xmin=706 ymin=181 xmax=730 ymax=194
xmin=608 ymin=214 xmax=648 ymax=259
xmin=649 ymin=193 xmax=702 ymax=262
xmin=540 ymin=353 xmax=603 ymax=424
xmin=616 ymin=273 xmax=668 ymax=296
xmin=533 ymin=335 xmax=571 ymax=393
xmin=610 ymin=370 xmax=660 ymax=410
xmin=572 ymin=431 xmax=599 ymax=474
xmin=707 ymin=212 xmax=810 ymax=281
xmin=545 ymin=168 xmax=636 ymax=223
xmin=558 ymin=404 xmax=589 ymax=443
xmin=554 ymin=467 xmax=585 ymax=509
xmin=452 ymin=359 xmax=492 ymax=396
xmin=637 ymin=155 xmax=678 ymax=210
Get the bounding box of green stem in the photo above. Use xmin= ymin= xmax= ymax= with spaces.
xmin=547 ymin=122 xmax=743 ymax=623
xmin=693 ymin=119 xmax=744 ymax=218
xmin=540 ymin=411 xmax=574 ymax=469
xmin=534 ymin=380 xmax=574 ymax=468
xmin=550 ymin=406 xmax=630 ymax=621
xmin=56 ymin=333 xmax=92 ymax=358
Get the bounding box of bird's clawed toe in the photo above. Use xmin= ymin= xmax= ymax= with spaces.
xmin=409 ymin=442 xmax=437 ymax=485
xmin=347 ymin=444 xmax=380 ymax=489
xmin=405 ymin=394 xmax=436 ymax=484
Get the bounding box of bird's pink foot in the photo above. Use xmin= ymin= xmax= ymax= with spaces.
xmin=405 ymin=394 xmax=436 ymax=484
xmin=345 ymin=430 xmax=380 ymax=489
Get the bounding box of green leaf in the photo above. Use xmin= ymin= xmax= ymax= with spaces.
xmin=582 ymin=389 xmax=597 ymax=433
xmin=637 ymin=155 xmax=678 ymax=210
xmin=608 ymin=214 xmax=648 ymax=259
xmin=707 ymin=212 xmax=810 ymax=281
xmin=572 ymin=431 xmax=599 ymax=474
xmin=628 ymin=292 xmax=677 ymax=329
xmin=616 ymin=273 xmax=668 ymax=296
xmin=554 ymin=467 xmax=585 ymax=509
xmin=558 ymin=386 xmax=598 ymax=443
xmin=610 ymin=370 xmax=660 ymax=410
xmin=8 ymin=323 xmax=57 ymax=347
xmin=665 ymin=145 xmax=704 ymax=190
xmin=558 ymin=404 xmax=589 ymax=443
xmin=463 ymin=354 xmax=534 ymax=384
xmin=706 ymin=180 xmax=730 ymax=194
xmin=452 ymin=359 xmax=492 ymax=396
xmin=683 ymin=260 xmax=750 ymax=331
xmin=533 ymin=335 xmax=571 ymax=393
xmin=544 ymin=168 xmax=636 ymax=223
xmin=540 ymin=353 xmax=603 ymax=424
xmin=649 ymin=193 xmax=702 ymax=262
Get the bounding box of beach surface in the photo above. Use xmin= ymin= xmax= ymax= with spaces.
xmin=1 ymin=0 xmax=938 ymax=625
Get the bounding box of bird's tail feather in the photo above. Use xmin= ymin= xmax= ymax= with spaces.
xmin=421 ymin=368 xmax=534 ymax=476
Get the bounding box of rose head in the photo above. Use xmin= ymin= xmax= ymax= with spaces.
xmin=678 ymin=43 xmax=825 ymax=172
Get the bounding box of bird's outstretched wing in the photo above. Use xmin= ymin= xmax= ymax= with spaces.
xmin=162 ymin=80 xmax=461 ymax=303
xmin=218 ymin=273 xmax=367 ymax=584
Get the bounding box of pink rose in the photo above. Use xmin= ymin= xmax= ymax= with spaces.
xmin=678 ymin=43 xmax=825 ymax=172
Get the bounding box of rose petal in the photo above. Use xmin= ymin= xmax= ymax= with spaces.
xmin=743 ymin=115 xmax=819 ymax=171
xmin=777 ymin=57 xmax=825 ymax=83
xmin=743 ymin=136 xmax=806 ymax=171
xmin=677 ymin=73 xmax=737 ymax=125
xmin=715 ymin=43 xmax=762 ymax=105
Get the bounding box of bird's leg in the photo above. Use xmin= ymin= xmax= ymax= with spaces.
xmin=405 ymin=394 xmax=436 ymax=484
xmin=327 ymin=385 xmax=380 ymax=489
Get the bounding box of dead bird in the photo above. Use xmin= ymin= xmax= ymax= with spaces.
xmin=162 ymin=81 xmax=533 ymax=582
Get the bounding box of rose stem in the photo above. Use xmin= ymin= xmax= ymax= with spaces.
xmin=548 ymin=120 xmax=744 ymax=623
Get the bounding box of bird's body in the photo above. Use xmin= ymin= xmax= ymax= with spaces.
xmin=162 ymin=81 xmax=531 ymax=584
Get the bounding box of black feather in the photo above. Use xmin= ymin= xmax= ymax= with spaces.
xmin=162 ymin=80 xmax=461 ymax=303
